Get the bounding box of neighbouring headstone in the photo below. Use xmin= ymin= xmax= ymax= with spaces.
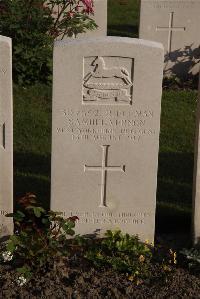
xmin=139 ymin=0 xmax=200 ymax=79
xmin=192 ymin=70 xmax=200 ymax=244
xmin=0 ymin=36 xmax=13 ymax=237
xmin=51 ymin=0 xmax=107 ymax=39
xmin=51 ymin=37 xmax=164 ymax=241
xmin=84 ymin=0 xmax=107 ymax=38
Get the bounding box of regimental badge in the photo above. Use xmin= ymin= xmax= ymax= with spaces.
xmin=83 ymin=56 xmax=133 ymax=105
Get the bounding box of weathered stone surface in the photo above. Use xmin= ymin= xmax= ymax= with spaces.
xmin=139 ymin=0 xmax=200 ymax=79
xmin=51 ymin=37 xmax=163 ymax=242
xmin=84 ymin=0 xmax=107 ymax=38
xmin=0 ymin=36 xmax=13 ymax=237
xmin=193 ymin=70 xmax=200 ymax=244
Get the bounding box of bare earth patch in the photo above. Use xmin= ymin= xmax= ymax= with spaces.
xmin=1 ymin=254 xmax=200 ymax=299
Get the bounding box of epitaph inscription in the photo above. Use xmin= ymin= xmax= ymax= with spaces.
xmin=61 ymin=210 xmax=150 ymax=225
xmin=83 ymin=56 xmax=134 ymax=105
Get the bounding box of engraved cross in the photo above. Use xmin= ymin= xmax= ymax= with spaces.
xmin=156 ymin=12 xmax=185 ymax=54
xmin=84 ymin=145 xmax=125 ymax=208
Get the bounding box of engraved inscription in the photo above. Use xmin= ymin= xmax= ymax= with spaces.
xmin=57 ymin=108 xmax=155 ymax=142
xmin=0 ymin=210 xmax=8 ymax=216
xmin=150 ymin=1 xmax=196 ymax=9
xmin=83 ymin=56 xmax=133 ymax=105
xmin=156 ymin=12 xmax=185 ymax=54
xmin=61 ymin=211 xmax=150 ymax=225
xmin=0 ymin=123 xmax=6 ymax=149
xmin=84 ymin=145 xmax=125 ymax=208
xmin=0 ymin=68 xmax=7 ymax=75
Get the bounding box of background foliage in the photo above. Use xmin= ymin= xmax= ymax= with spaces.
xmin=0 ymin=0 xmax=96 ymax=85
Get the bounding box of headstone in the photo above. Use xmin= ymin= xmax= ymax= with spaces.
xmin=0 ymin=36 xmax=13 ymax=237
xmin=192 ymin=70 xmax=200 ymax=244
xmin=51 ymin=37 xmax=164 ymax=242
xmin=139 ymin=0 xmax=200 ymax=79
xmin=84 ymin=0 xmax=107 ymax=38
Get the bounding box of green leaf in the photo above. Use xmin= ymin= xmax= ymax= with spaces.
xmin=33 ymin=207 xmax=45 ymax=218
xmin=13 ymin=210 xmax=25 ymax=221
xmin=17 ymin=265 xmax=32 ymax=278
xmin=67 ymin=229 xmax=75 ymax=236
xmin=6 ymin=242 xmax=16 ymax=252
xmin=5 ymin=213 xmax=14 ymax=218
xmin=42 ymin=218 xmax=49 ymax=224
xmin=10 ymin=235 xmax=20 ymax=244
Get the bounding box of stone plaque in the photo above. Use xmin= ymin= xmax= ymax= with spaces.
xmin=139 ymin=0 xmax=200 ymax=79
xmin=193 ymin=70 xmax=200 ymax=244
xmin=0 ymin=36 xmax=13 ymax=237
xmin=51 ymin=37 xmax=164 ymax=241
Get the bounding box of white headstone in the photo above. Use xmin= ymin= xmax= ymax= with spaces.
xmin=51 ymin=37 xmax=164 ymax=242
xmin=84 ymin=0 xmax=107 ymax=38
xmin=0 ymin=36 xmax=13 ymax=237
xmin=139 ymin=0 xmax=200 ymax=79
xmin=192 ymin=70 xmax=200 ymax=244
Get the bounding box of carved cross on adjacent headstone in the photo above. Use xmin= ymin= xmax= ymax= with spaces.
xmin=84 ymin=145 xmax=125 ymax=208
xmin=156 ymin=12 xmax=185 ymax=54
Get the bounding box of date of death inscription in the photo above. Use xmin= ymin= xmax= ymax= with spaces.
xmin=56 ymin=108 xmax=156 ymax=142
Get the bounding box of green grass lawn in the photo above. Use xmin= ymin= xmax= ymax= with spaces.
xmin=157 ymin=90 xmax=197 ymax=233
xmin=13 ymin=0 xmax=198 ymax=234
xmin=108 ymin=0 xmax=140 ymax=37
xmin=14 ymin=85 xmax=52 ymax=209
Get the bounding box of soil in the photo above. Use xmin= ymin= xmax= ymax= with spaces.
xmin=0 ymin=232 xmax=199 ymax=299
xmin=1 ymin=253 xmax=200 ymax=299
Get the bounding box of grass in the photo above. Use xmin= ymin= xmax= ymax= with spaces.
xmin=108 ymin=0 xmax=140 ymax=37
xmin=14 ymin=85 xmax=52 ymax=209
xmin=157 ymin=90 xmax=197 ymax=233
xmin=13 ymin=0 xmax=198 ymax=234
xmin=158 ymin=90 xmax=197 ymax=208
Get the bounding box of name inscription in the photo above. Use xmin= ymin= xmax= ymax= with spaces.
xmin=57 ymin=108 xmax=156 ymax=142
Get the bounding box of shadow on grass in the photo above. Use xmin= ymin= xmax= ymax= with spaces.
xmin=14 ymin=151 xmax=51 ymax=210
xmin=156 ymin=203 xmax=191 ymax=234
xmin=157 ymin=151 xmax=194 ymax=204
xmin=108 ymin=24 xmax=138 ymax=38
xmin=156 ymin=151 xmax=194 ymax=234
